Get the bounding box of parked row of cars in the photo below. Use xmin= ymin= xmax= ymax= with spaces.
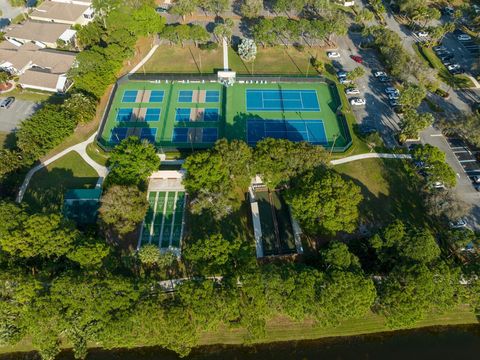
xmin=433 ymin=45 xmax=465 ymax=75
xmin=335 ymin=71 xmax=366 ymax=106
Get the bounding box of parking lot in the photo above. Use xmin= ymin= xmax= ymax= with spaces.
xmin=441 ymin=31 xmax=480 ymax=77
xmin=446 ymin=138 xmax=480 ymax=180
xmin=0 ymin=97 xmax=38 ymax=132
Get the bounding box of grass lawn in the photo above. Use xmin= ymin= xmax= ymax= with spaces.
xmin=86 ymin=142 xmax=110 ymax=166
xmin=414 ymin=44 xmax=475 ymax=89
xmin=23 ymin=151 xmax=99 ymax=212
xmin=334 ymin=158 xmax=428 ymax=228
xmin=143 ymin=45 xmax=323 ymax=75
xmin=199 ymin=306 xmax=477 ymax=346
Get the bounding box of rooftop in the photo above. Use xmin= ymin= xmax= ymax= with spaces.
xmin=4 ymin=20 xmax=72 ymax=44
xmin=30 ymin=1 xmax=90 ymax=23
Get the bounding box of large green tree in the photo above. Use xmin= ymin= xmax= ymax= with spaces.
xmin=286 ymin=168 xmax=362 ymax=235
xmin=98 ymin=185 xmax=148 ymax=239
xmin=107 ymin=136 xmax=160 ymax=186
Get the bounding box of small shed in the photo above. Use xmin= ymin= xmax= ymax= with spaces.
xmin=63 ymin=188 xmax=102 ymax=225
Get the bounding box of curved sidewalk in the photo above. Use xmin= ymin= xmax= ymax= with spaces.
xmin=16 ymin=132 xmax=108 ymax=203
xmin=330 ymin=153 xmax=412 ymax=165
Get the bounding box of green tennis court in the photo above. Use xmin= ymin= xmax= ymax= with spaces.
xmin=99 ymin=79 xmax=350 ymax=151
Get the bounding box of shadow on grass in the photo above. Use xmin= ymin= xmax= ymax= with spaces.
xmin=335 ymin=158 xmax=429 ymax=232
xmin=23 ymin=168 xmax=98 ymax=213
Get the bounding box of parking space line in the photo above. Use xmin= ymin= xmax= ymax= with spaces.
xmin=459 ymin=159 xmax=477 ymax=163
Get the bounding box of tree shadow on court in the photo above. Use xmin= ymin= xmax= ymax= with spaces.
xmin=23 ymin=168 xmax=98 ymax=214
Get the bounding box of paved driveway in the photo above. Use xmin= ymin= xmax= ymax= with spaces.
xmin=0 ymin=98 xmax=38 ymax=132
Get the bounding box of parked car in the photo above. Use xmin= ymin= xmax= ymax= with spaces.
xmin=472 ymin=176 xmax=480 ymax=184
xmin=374 ymin=71 xmax=387 ymax=77
xmin=388 ymin=93 xmax=400 ymax=100
xmin=379 ymin=76 xmax=391 ymax=83
xmin=451 ymin=68 xmax=465 ymax=75
xmin=327 ymin=51 xmax=341 ymax=58
xmin=442 ymin=6 xmax=455 ymax=16
xmin=350 ymin=55 xmax=363 ymax=63
xmin=393 ymin=105 xmax=404 ymax=114
xmin=457 ymin=34 xmax=472 ymax=41
xmin=155 ymin=6 xmax=168 ymax=13
xmin=389 ymin=99 xmax=401 ymax=107
xmin=0 ymin=97 xmax=15 ymax=109
xmin=417 ymin=31 xmax=429 ymax=37
xmin=434 ymin=46 xmax=447 ymax=52
xmin=385 ymin=87 xmax=399 ymax=94
xmin=350 ymin=98 xmax=366 ymax=106
xmin=339 ymin=77 xmax=352 ymax=85
xmin=447 ymin=64 xmax=460 ymax=70
xmin=337 ymin=71 xmax=348 ymax=77
xmin=449 ymin=218 xmax=468 ymax=229
xmin=345 ymin=87 xmax=360 ymax=95
xmin=432 ymin=181 xmax=446 ymax=189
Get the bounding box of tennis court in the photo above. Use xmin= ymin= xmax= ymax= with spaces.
xmin=246 ymin=89 xmax=320 ymax=111
xmin=100 ymin=80 xmax=350 ymax=151
xmin=172 ymin=127 xmax=218 ymax=143
xmin=247 ymin=119 xmax=327 ymax=145
xmin=122 ymin=90 xmax=137 ymax=103
xmin=139 ymin=190 xmax=186 ymax=251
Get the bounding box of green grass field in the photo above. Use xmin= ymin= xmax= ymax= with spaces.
xmin=334 ymin=158 xmax=428 ymax=228
xmin=23 ymin=151 xmax=99 ymax=212
xmin=143 ymin=46 xmax=318 ymax=75
xmin=99 ymin=79 xmax=350 ymax=151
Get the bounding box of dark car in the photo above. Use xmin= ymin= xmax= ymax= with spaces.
xmin=0 ymin=97 xmax=15 ymax=109
xmin=155 ymin=6 xmax=168 ymax=13
xmin=379 ymin=76 xmax=391 ymax=83
xmin=451 ymin=68 xmax=465 ymax=75
xmin=350 ymin=55 xmax=363 ymax=63
xmin=440 ymin=54 xmax=454 ymax=61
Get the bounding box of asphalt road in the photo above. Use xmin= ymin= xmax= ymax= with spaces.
xmin=0 ymin=97 xmax=38 ymax=132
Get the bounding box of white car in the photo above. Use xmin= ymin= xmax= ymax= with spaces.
xmin=345 ymin=87 xmax=360 ymax=95
xmin=432 ymin=181 xmax=446 ymax=189
xmin=417 ymin=31 xmax=429 ymax=37
xmin=327 ymin=51 xmax=341 ymax=58
xmin=350 ymin=98 xmax=366 ymax=106
xmin=374 ymin=71 xmax=387 ymax=77
xmin=457 ymin=34 xmax=471 ymax=41
xmin=388 ymin=93 xmax=400 ymax=100
xmin=339 ymin=77 xmax=352 ymax=85
xmin=447 ymin=64 xmax=460 ymax=70
xmin=449 ymin=218 xmax=468 ymax=229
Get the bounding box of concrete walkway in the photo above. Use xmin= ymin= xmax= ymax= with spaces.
xmin=16 ymin=132 xmax=108 ymax=203
xmin=129 ymin=44 xmax=159 ymax=74
xmin=330 ymin=153 xmax=412 ymax=166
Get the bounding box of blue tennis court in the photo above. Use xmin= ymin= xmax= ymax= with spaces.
xmin=247 ymin=119 xmax=327 ymax=145
xmin=140 ymin=128 xmax=157 ymax=142
xmin=202 ymin=128 xmax=218 ymax=142
xmin=246 ymin=89 xmax=320 ymax=111
xmin=116 ymin=108 xmax=133 ymax=121
xmin=122 ymin=90 xmax=137 ymax=103
xmin=149 ymin=90 xmax=164 ymax=103
xmin=204 ymin=108 xmax=219 ymax=121
xmin=145 ymin=108 xmax=161 ymax=122
xmin=178 ymin=90 xmax=193 ymax=102
xmin=172 ymin=128 xmax=188 ymax=142
xmin=205 ymin=90 xmax=220 ymax=103
xmin=175 ymin=108 xmax=191 ymax=122
xmin=110 ymin=127 xmax=128 ymax=144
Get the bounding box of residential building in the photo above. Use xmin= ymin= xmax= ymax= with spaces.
xmin=30 ymin=0 xmax=94 ymax=25
xmin=4 ymin=20 xmax=76 ymax=48
xmin=0 ymin=41 xmax=76 ymax=93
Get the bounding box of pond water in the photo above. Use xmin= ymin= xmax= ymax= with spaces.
xmin=2 ymin=325 xmax=480 ymax=360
